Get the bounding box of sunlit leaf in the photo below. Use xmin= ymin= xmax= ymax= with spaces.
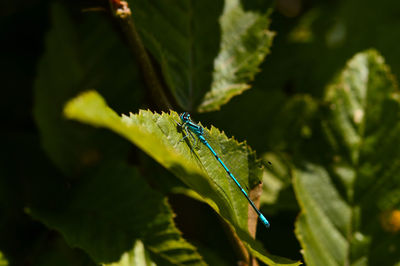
xmin=198 ymin=0 xmax=274 ymax=112
xmin=103 ymin=241 xmax=156 ymax=266
xmin=64 ymin=91 xmax=300 ymax=265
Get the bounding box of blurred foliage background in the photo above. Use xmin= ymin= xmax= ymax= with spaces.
xmin=1 ymin=0 xmax=400 ymax=265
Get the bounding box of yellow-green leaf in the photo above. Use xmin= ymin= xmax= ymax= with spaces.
xmin=64 ymin=90 xmax=300 ymax=265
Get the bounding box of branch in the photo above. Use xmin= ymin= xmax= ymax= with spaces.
xmin=110 ymin=0 xmax=172 ymax=111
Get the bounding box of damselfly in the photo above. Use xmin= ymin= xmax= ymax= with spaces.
xmin=176 ymin=112 xmax=270 ymax=229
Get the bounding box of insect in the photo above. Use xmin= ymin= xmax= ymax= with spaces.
xmin=176 ymin=112 xmax=270 ymax=229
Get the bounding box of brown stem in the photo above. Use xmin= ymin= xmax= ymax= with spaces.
xmin=110 ymin=0 xmax=172 ymax=111
xmin=248 ymin=182 xmax=264 ymax=238
xmin=247 ymin=182 xmax=264 ymax=266
xmin=219 ymin=181 xmax=264 ymax=265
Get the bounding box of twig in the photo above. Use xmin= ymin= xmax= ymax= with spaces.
xmin=110 ymin=0 xmax=172 ymax=111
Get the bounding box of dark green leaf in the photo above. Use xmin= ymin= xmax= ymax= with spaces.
xmin=253 ymin=0 xmax=400 ymax=98
xmin=30 ymin=162 xmax=205 ymax=265
xmin=33 ymin=2 xmax=144 ymax=175
xmin=294 ymin=50 xmax=400 ymax=266
xmin=130 ymin=0 xmax=273 ymax=112
xmin=129 ymin=0 xmax=223 ymax=111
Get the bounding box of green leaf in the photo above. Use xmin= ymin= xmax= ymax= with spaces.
xmin=29 ymin=237 xmax=96 ymax=266
xmin=129 ymin=0 xmax=223 ymax=111
xmin=64 ymin=91 xmax=300 ymax=265
xmin=103 ymin=241 xmax=156 ymax=266
xmin=33 ymin=2 xmax=144 ymax=174
xmin=130 ymin=0 xmax=273 ymax=112
xmin=0 ymin=132 xmax=96 ymax=266
xmin=200 ymin=88 xmax=318 ymax=158
xmin=193 ymin=244 xmax=232 ymax=266
xmin=30 ymin=162 xmax=205 ymax=265
xmin=253 ymin=0 xmax=400 ymax=98
xmin=261 ymin=152 xmax=298 ymax=213
xmin=0 ymin=251 xmax=8 ymax=266
xmin=198 ymin=0 xmax=274 ymax=112
xmin=294 ymin=50 xmax=400 ymax=266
